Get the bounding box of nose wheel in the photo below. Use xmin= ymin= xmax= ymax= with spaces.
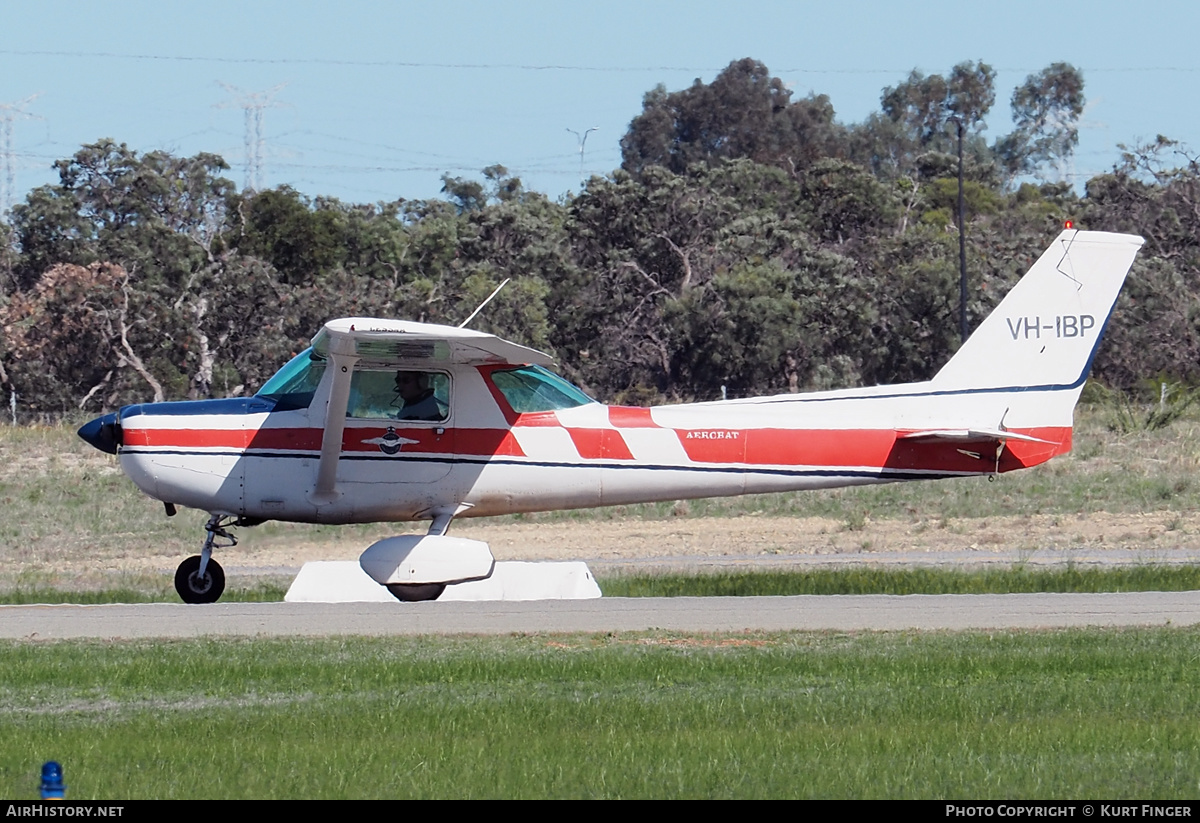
xmin=175 ymin=555 xmax=226 ymax=604
xmin=174 ymin=514 xmax=238 ymax=604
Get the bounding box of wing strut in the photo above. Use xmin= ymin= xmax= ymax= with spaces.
xmin=311 ymin=344 xmax=360 ymax=504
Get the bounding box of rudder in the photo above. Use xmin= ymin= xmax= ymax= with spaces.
xmin=931 ymin=229 xmax=1144 ymax=393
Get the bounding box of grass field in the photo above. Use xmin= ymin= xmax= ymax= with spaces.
xmin=3 ymin=629 xmax=1199 ymax=799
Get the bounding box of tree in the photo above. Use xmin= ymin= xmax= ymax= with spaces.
xmin=880 ymin=70 xmax=951 ymax=146
xmin=0 ymin=221 xmax=17 ymax=294
xmin=565 ymin=160 xmax=886 ymax=401
xmin=234 ymin=187 xmax=350 ymax=285
xmin=995 ymin=63 xmax=1085 ymax=183
xmin=1085 ymin=136 xmax=1200 ymax=260
xmin=10 ymin=140 xmax=236 ymax=289
xmin=440 ymin=164 xmax=525 ymax=214
xmin=670 ymin=248 xmax=877 ymax=399
xmin=0 ymin=262 xmax=165 ymax=411
xmin=620 ymin=58 xmax=843 ymax=177
xmin=800 ymin=159 xmax=900 ymax=245
xmin=861 ymin=61 xmax=996 ymax=182
xmin=440 ymin=174 xmax=486 ymax=214
xmin=880 ymin=61 xmax=995 ymax=145
xmin=946 ymin=61 xmax=997 ymax=130
xmin=1082 ymin=137 xmax=1200 ymax=389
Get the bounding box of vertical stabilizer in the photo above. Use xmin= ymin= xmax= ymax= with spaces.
xmin=931 ymin=230 xmax=1143 ymax=393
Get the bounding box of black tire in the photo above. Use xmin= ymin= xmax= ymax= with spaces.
xmin=386 ymin=583 xmax=446 ymax=602
xmin=174 ymin=555 xmax=226 ymax=604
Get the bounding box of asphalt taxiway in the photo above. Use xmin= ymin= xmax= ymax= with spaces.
xmin=3 ymin=591 xmax=1200 ymax=640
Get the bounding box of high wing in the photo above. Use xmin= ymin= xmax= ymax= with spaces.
xmin=312 ymin=318 xmax=554 ymax=367
xmin=310 ymin=318 xmax=554 ymax=501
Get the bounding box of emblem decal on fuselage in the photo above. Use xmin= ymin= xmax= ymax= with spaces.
xmin=363 ymin=427 xmax=420 ymax=455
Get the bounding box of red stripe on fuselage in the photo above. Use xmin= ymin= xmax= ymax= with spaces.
xmin=677 ymin=429 xmax=748 ymax=463
xmin=250 ymin=427 xmax=323 ymax=451
xmin=608 ymin=406 xmax=658 ymax=427
xmin=123 ymin=426 xmax=527 ymax=457
xmin=510 ymin=411 xmax=565 ymax=427
xmin=119 ymin=424 xmax=1070 ymax=472
xmin=342 ymin=426 xmax=526 ymax=457
xmin=566 ymin=428 xmax=635 ymax=461
xmin=123 ymin=428 xmax=255 ymax=449
xmin=743 ymin=428 xmax=896 ymax=468
xmin=681 ymin=425 xmax=1071 ymax=472
xmin=460 ymin=428 xmax=525 ymax=457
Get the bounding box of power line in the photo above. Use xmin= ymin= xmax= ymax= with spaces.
xmin=3 ymin=49 xmax=1199 ymax=75
xmin=0 ymin=50 xmax=724 ymax=71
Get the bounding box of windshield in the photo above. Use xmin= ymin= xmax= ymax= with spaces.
xmin=490 ymin=365 xmax=594 ymax=413
xmin=255 ymin=348 xmax=327 ymax=410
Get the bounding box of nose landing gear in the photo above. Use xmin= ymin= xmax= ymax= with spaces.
xmin=174 ymin=514 xmax=237 ymax=604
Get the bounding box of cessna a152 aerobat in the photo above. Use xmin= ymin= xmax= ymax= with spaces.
xmin=78 ymin=229 xmax=1144 ymax=603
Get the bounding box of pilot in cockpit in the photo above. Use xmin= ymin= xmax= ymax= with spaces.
xmin=394 ymin=371 xmax=446 ymax=421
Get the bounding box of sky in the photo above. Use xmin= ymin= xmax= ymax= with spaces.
xmin=1 ymin=0 xmax=1197 ymax=210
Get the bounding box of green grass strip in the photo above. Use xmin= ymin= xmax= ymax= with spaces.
xmin=597 ymin=565 xmax=1200 ymax=597
xmin=4 ymin=567 xmax=1200 ymax=604
xmin=2 ymin=629 xmax=1199 ymax=799
xmin=0 ymin=582 xmax=290 ymax=605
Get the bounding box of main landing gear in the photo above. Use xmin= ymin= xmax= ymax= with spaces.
xmin=386 ymin=582 xmax=447 ymax=602
xmin=174 ymin=514 xmax=237 ymax=604
xmin=382 ymin=512 xmax=454 ymax=602
xmin=359 ymin=509 xmax=494 ymax=603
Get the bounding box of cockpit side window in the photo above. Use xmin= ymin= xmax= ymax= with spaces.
xmin=255 ymin=348 xmax=326 ymax=411
xmin=489 ymin=365 xmax=593 ymax=413
xmin=348 ymin=369 xmax=449 ymax=422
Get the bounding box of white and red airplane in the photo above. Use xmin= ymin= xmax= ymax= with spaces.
xmin=78 ymin=229 xmax=1144 ymax=603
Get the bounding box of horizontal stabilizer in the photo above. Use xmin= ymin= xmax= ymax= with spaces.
xmin=897 ymin=428 xmax=1055 ymax=445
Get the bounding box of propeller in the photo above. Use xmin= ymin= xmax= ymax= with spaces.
xmin=77 ymin=412 xmax=123 ymax=455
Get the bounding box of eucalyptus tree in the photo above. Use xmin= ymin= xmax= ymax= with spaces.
xmin=620 ymin=58 xmax=844 ymax=178
xmin=1084 ymin=137 xmax=1200 ymax=390
xmin=994 ymin=63 xmax=1086 ymax=183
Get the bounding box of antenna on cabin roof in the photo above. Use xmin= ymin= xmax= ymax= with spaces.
xmin=458 ymin=278 xmax=511 ymax=328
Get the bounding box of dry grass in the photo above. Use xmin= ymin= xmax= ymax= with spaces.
xmin=4 ymin=403 xmax=1200 ymax=590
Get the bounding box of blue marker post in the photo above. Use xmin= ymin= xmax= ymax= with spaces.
xmin=40 ymin=761 xmax=65 ymax=799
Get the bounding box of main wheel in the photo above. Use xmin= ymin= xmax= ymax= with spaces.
xmin=386 ymin=583 xmax=446 ymax=602
xmin=174 ymin=555 xmax=226 ymax=604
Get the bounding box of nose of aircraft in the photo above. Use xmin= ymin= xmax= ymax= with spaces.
xmin=77 ymin=412 xmax=122 ymax=454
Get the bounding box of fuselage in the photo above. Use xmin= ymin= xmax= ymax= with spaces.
xmin=107 ymin=356 xmax=1069 ymax=525
xmin=78 ymin=232 xmax=1151 ymax=530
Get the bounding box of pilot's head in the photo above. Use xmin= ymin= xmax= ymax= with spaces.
xmin=394 ymin=371 xmax=429 ymax=401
